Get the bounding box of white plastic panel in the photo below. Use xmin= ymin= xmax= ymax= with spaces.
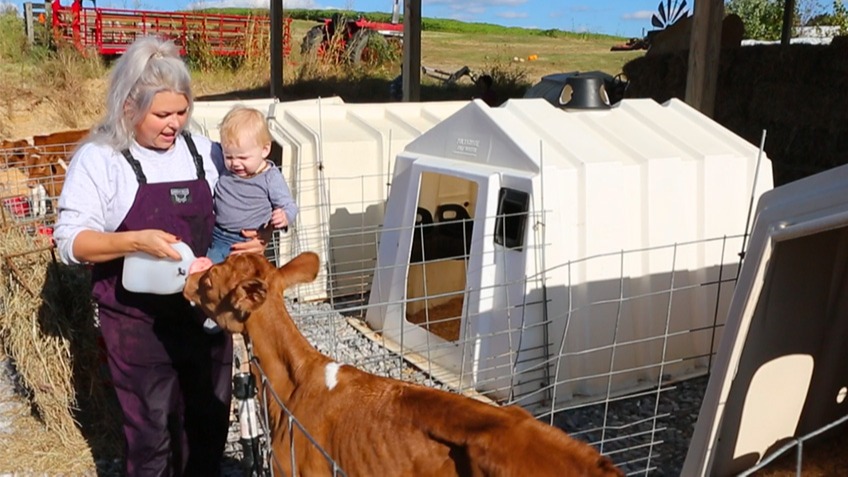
xmin=683 ymin=163 xmax=848 ymax=476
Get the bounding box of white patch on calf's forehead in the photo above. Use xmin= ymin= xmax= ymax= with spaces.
xmin=325 ymin=362 xmax=342 ymax=391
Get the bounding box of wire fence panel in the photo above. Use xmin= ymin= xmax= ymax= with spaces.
xmin=1 ymin=139 xmax=75 ymax=235
xmin=267 ymin=202 xmax=750 ymax=473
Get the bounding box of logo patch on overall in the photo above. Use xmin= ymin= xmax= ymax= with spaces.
xmin=170 ymin=188 xmax=191 ymax=204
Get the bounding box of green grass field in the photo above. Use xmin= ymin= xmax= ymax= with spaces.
xmin=208 ymin=17 xmax=644 ymax=104
xmin=0 ymin=9 xmax=647 ymax=138
xmin=282 ymin=15 xmax=644 ymax=82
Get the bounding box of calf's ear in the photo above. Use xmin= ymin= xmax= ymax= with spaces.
xmin=230 ymin=278 xmax=268 ymax=319
xmin=276 ymin=252 xmax=320 ymax=289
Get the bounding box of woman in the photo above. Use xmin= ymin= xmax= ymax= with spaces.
xmin=54 ymin=36 xmax=268 ymax=476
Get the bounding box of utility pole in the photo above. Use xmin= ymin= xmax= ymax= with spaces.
xmin=781 ymin=0 xmax=796 ymax=45
xmin=269 ymin=0 xmax=284 ymax=166
xmin=270 ymin=0 xmax=283 ymax=100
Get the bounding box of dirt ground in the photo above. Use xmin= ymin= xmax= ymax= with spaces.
xmin=0 ymin=77 xmax=98 ymax=141
xmin=0 ymin=76 xmax=238 ymax=141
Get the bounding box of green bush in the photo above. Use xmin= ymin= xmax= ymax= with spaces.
xmin=726 ymin=0 xmax=785 ymax=40
xmin=725 ymin=0 xmax=829 ymax=40
xmin=0 ymin=7 xmax=27 ymax=63
xmin=479 ymin=56 xmax=531 ymax=100
xmin=834 ymin=0 xmax=848 ymax=34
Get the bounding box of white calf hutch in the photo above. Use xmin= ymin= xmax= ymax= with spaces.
xmin=190 ymin=96 xmax=291 ymax=141
xmin=265 ymin=99 xmax=466 ymax=301
xmin=365 ymin=97 xmax=774 ymax=409
xmin=683 ymin=163 xmax=848 ymax=476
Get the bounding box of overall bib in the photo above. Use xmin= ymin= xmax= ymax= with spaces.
xmin=92 ymin=134 xmax=233 ymax=476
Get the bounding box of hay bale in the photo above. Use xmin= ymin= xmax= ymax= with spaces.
xmin=0 ymin=227 xmax=122 ymax=473
xmin=623 ymin=42 xmax=848 ymax=187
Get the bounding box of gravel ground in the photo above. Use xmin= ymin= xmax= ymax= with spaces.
xmin=0 ymin=358 xmax=24 ymax=436
xmin=233 ymin=301 xmax=707 ymax=476
xmin=0 ymin=300 xmax=706 ymax=476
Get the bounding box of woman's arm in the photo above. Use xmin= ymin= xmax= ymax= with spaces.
xmin=72 ymin=229 xmax=183 ymax=263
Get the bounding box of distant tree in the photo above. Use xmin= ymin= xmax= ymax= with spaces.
xmin=795 ymin=0 xmax=824 ymax=24
xmin=725 ymin=0 xmax=786 ymax=40
xmin=725 ymin=0 xmax=829 ymax=40
xmin=833 ymin=0 xmax=848 ymax=34
xmin=806 ymin=12 xmax=831 ymax=25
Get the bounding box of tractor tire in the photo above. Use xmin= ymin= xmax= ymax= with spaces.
xmin=301 ymin=25 xmax=325 ymax=56
xmin=347 ymin=29 xmax=388 ymax=65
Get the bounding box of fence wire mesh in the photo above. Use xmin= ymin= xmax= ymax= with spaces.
xmin=256 ymin=165 xmax=756 ymax=475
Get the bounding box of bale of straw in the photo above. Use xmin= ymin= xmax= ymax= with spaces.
xmin=0 ymin=226 xmax=122 ymax=473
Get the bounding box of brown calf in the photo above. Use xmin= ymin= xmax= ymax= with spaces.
xmin=25 ymin=128 xmax=88 ymax=200
xmin=184 ymin=252 xmax=624 ymax=477
xmin=32 ymin=128 xmax=89 ymax=145
xmin=0 ymin=138 xmax=31 ymax=169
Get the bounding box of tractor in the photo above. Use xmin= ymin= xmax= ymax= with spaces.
xmin=300 ymin=0 xmax=403 ymax=64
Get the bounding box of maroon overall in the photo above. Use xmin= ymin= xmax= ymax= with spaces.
xmin=92 ymin=134 xmax=233 ymax=476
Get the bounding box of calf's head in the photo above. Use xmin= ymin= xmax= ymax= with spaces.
xmin=183 ymin=252 xmax=320 ymax=333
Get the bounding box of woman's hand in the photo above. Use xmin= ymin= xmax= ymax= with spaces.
xmin=232 ymin=210 xmax=288 ymax=255
xmin=133 ymin=230 xmax=183 ymax=260
xmin=231 ymin=226 xmax=272 ymax=255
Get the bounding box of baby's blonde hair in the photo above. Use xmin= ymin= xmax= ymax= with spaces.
xmin=219 ymin=106 xmax=272 ymax=148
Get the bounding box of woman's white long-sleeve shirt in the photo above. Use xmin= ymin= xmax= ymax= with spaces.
xmin=53 ymin=134 xmax=223 ymax=265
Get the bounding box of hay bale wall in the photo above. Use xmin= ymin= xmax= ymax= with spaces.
xmin=622 ymin=39 xmax=848 ymax=186
xmin=0 ymin=227 xmax=122 ymax=473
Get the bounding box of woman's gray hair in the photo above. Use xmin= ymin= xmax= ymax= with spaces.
xmin=87 ymin=36 xmax=193 ymax=151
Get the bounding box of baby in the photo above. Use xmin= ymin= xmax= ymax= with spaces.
xmin=203 ymin=106 xmax=298 ymax=332
xmin=207 ymin=105 xmax=298 ymax=264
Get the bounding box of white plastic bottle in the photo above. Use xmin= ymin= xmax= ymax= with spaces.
xmin=122 ymin=241 xmax=197 ymax=294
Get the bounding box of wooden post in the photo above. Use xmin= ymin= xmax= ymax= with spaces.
xmin=270 ymin=0 xmax=284 ymax=101
xmin=24 ymin=3 xmax=35 ymax=46
xmin=781 ymin=0 xmax=796 ymax=46
xmin=269 ymin=0 xmax=283 ymax=167
xmin=402 ymin=0 xmax=421 ymax=102
xmin=685 ymin=0 xmax=724 ymax=118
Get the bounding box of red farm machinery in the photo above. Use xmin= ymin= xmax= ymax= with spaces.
xmin=299 ymin=0 xmax=403 ymax=64
xmin=49 ymin=0 xmax=291 ymax=58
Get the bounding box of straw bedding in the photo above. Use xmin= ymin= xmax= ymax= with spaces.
xmin=405 ymin=296 xmax=464 ymax=342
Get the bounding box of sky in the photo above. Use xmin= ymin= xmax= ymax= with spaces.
xmin=60 ymin=0 xmax=674 ymax=39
